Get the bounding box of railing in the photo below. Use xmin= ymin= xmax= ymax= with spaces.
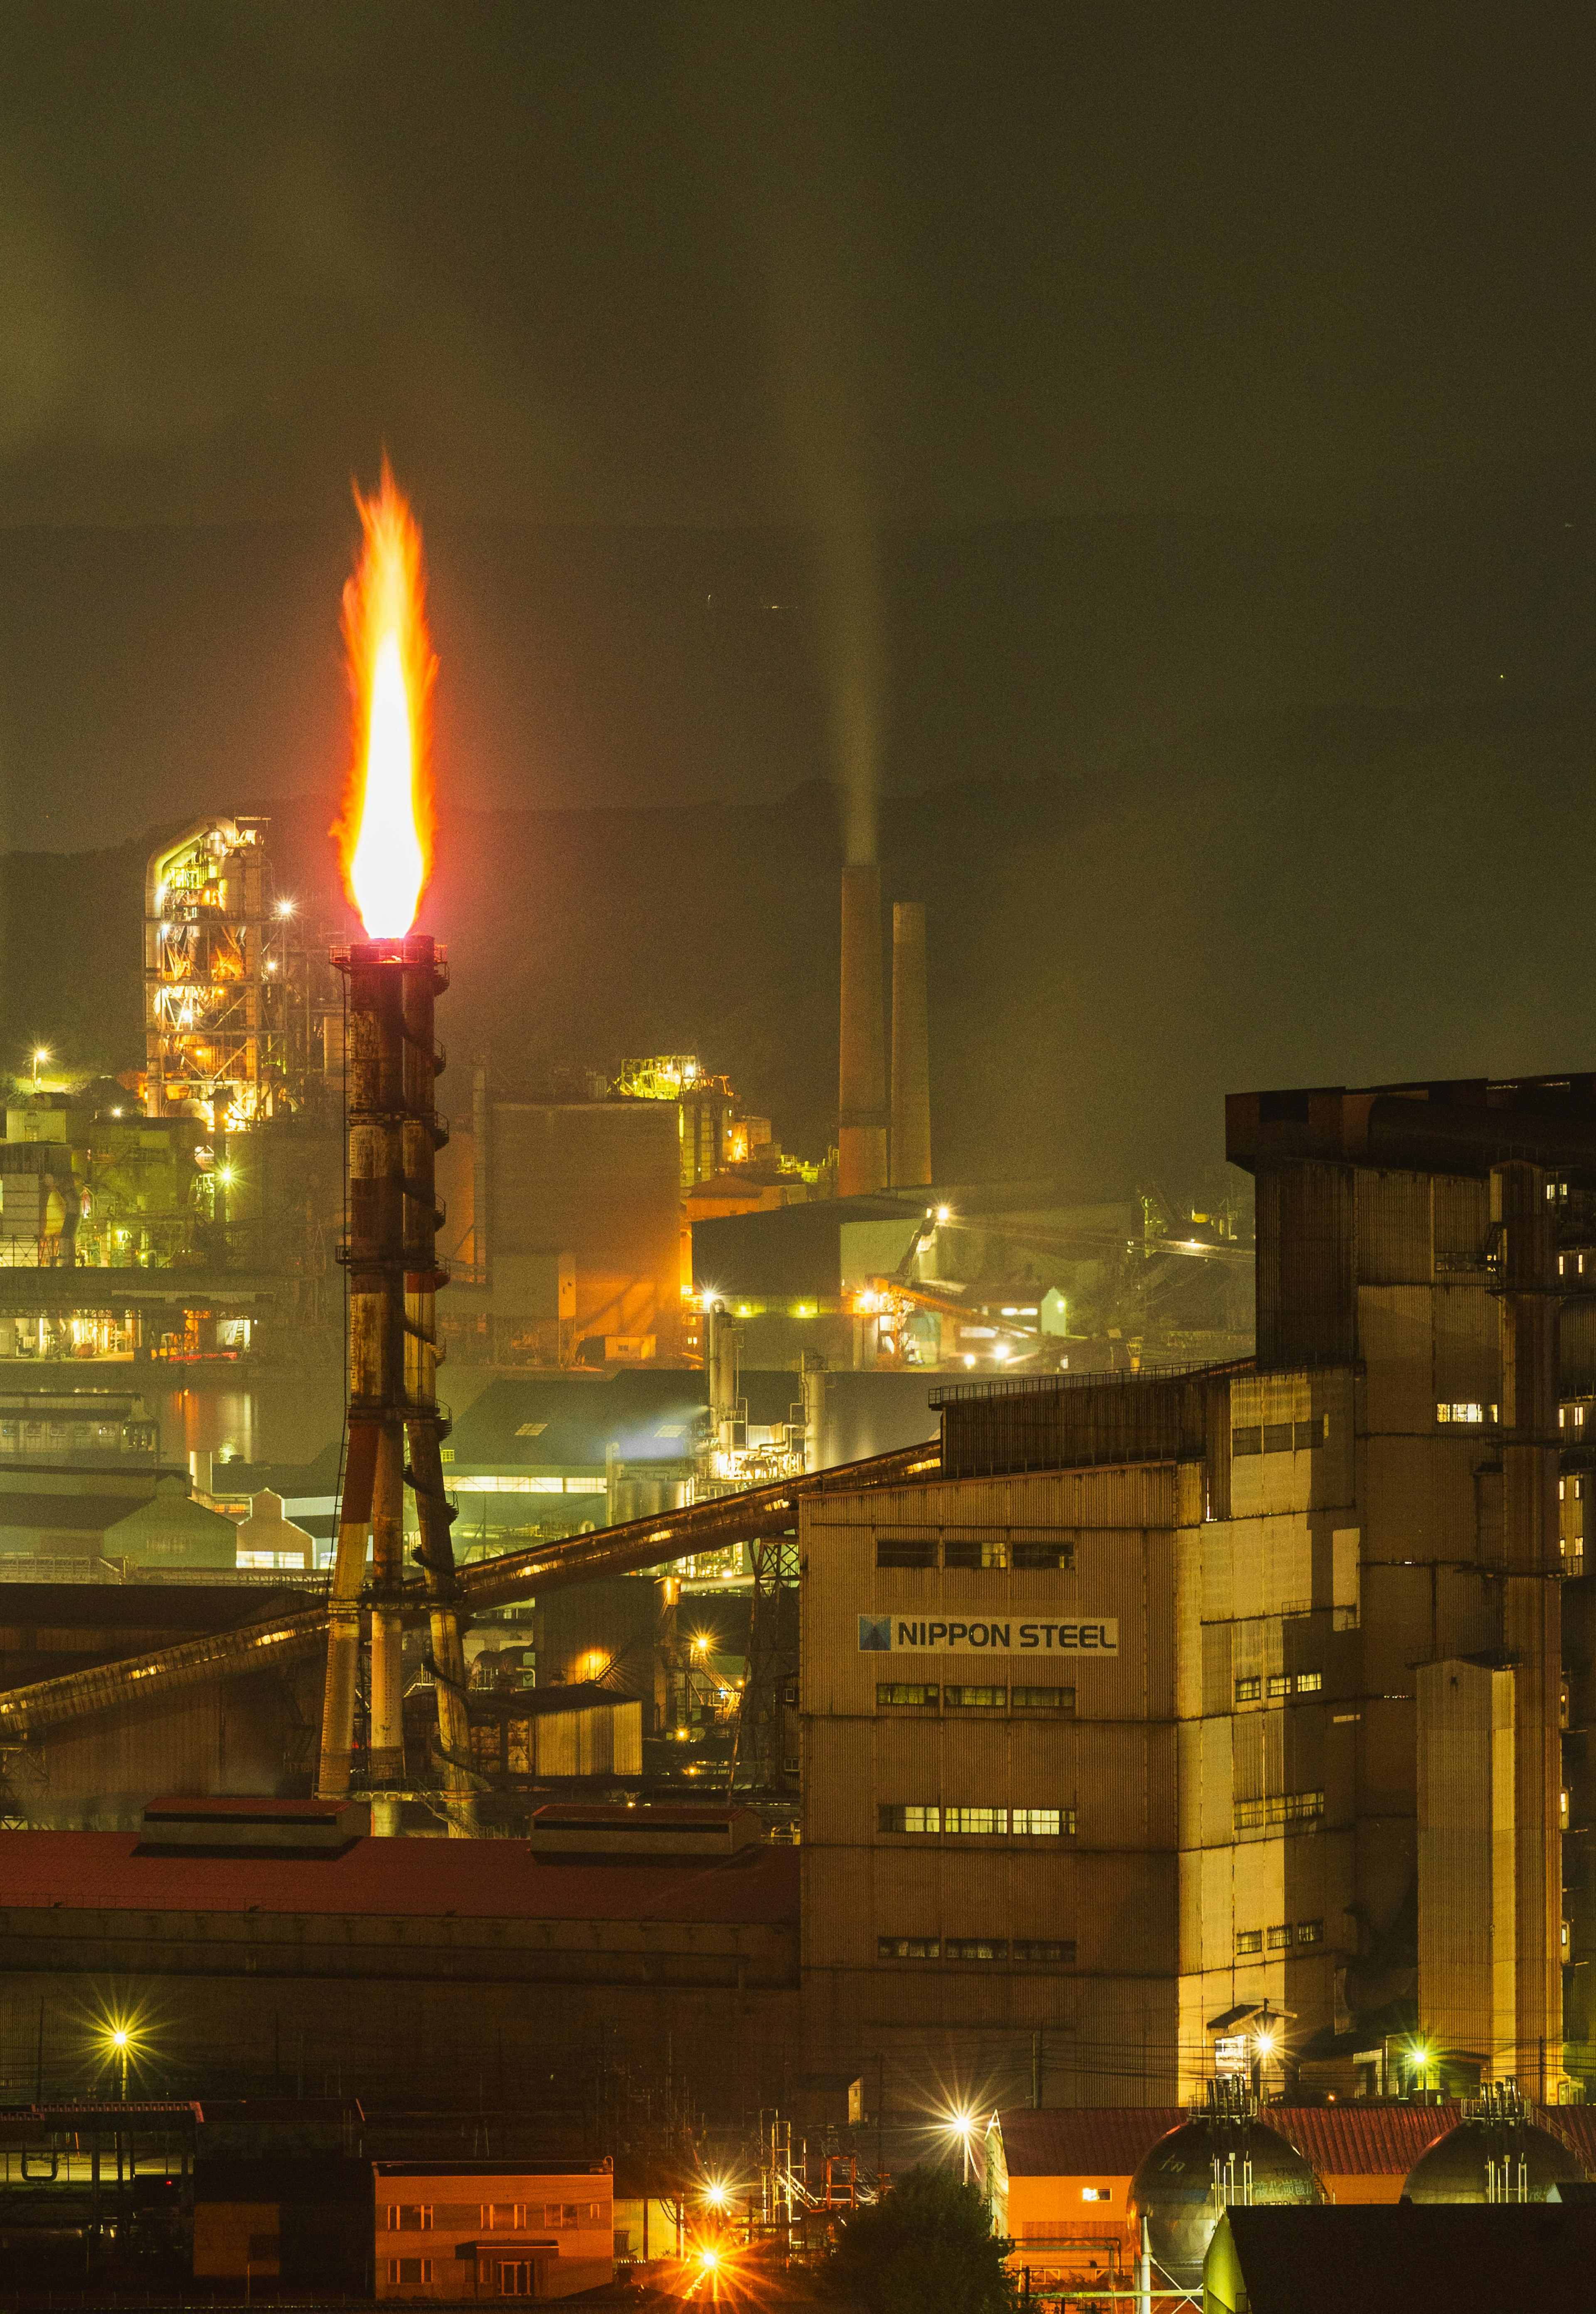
xmin=927 ymin=1356 xmax=1251 ymax=1407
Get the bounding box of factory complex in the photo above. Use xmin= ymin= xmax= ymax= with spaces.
xmin=5 ymin=562 xmax=1595 ymax=2302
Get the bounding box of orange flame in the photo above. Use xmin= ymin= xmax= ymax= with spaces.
xmin=335 ymin=459 xmax=436 ymax=939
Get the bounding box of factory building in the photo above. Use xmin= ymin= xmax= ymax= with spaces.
xmin=0 ymin=1583 xmax=323 ymax=1827
xmin=797 ymin=1075 xmax=1596 ymax=2108
xmin=0 ymin=1803 xmax=801 ymax=2113
xmin=439 ymin=1079 xmax=684 ymax=1366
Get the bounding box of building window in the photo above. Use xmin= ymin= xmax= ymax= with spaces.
xmin=497 ymin=2263 xmax=535 ymax=2296
xmin=1081 ymin=2188 xmax=1111 ymax=2203
xmin=1013 ymin=1541 xmax=1076 ymax=1571
xmin=1262 ymin=1422 xmax=1293 ymax=1452
xmin=1014 ymin=1938 xmax=1076 ymax=1963
xmin=1012 ymin=1685 xmax=1075 ymax=1713
xmin=1236 ymin=1930 xmax=1263 ymax=1955
xmin=879 ymin=1936 xmax=939 ymax=1959
xmin=876 ymin=1535 xmax=936 ymax=1568
xmin=1293 ymin=1416 xmax=1327 ymax=1450
xmin=877 ymin=1683 xmax=939 ymax=1706
xmin=1296 ymin=1671 xmax=1323 ymax=1693
xmin=1437 ymin=1402 xmax=1489 ymax=1425
xmin=944 ymin=1684 xmax=1007 ymax=1709
xmin=389 ymin=2261 xmax=433 ymax=2284
xmin=879 ymin=1804 xmax=940 ymax=1834
xmin=1266 ymin=1674 xmax=1291 ymax=1700
xmin=1266 ymin=1924 xmax=1291 ymax=1951
xmin=389 ymin=2206 xmax=433 ymax=2231
xmin=1012 ymin=1807 xmax=1067 ymax=1836
xmin=1298 ymin=1920 xmax=1323 ymax=1944
xmin=1235 ymin=1676 xmax=1262 ymax=1703
xmin=945 ymin=1937 xmax=1008 ymax=1960
xmin=1234 ymin=1790 xmax=1325 ymax=1832
xmin=545 ymin=2204 xmax=581 ymax=2228
xmin=943 ymin=1806 xmax=1006 ymax=1835
xmin=1231 ymin=1426 xmax=1263 ymax=1457
xmin=944 ymin=1536 xmax=1009 ymax=1569
xmin=482 ymin=2204 xmax=525 ymax=2230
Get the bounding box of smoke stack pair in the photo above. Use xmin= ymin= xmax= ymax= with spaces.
xmin=838 ymin=866 xmax=931 ymax=1196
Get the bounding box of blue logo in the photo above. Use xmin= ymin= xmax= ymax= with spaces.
xmin=857 ymin=1615 xmax=893 ymax=1652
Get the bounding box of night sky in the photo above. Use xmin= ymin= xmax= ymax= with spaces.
xmin=2 ymin=3 xmax=1594 ymax=1186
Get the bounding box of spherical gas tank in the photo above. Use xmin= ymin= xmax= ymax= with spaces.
xmin=1404 ymin=2083 xmax=1588 ymax=2204
xmin=1128 ymin=2085 xmax=1320 ymax=2290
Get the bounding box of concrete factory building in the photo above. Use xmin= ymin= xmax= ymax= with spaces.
xmin=798 ymin=1075 xmax=1594 ymax=2106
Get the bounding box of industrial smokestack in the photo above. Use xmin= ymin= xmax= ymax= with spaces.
xmin=890 ymin=901 xmax=931 ymax=1188
xmin=838 ymin=864 xmax=888 ymax=1197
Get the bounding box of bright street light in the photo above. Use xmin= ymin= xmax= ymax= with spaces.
xmin=31 ymin=1047 xmax=48 ymax=1088
xmin=946 ymin=2107 xmax=977 ymax=2184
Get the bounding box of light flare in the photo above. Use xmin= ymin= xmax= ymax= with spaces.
xmin=336 ymin=459 xmax=436 ymax=938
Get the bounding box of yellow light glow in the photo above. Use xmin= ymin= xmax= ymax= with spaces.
xmin=338 ymin=461 xmax=435 ymax=940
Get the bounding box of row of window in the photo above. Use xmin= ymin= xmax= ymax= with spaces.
xmin=878 ymin=1682 xmax=1075 ymax=1713
xmin=387 ymin=2262 xmax=547 ymax=2295
xmin=1560 ymin=1405 xmax=1588 ymax=1429
xmin=386 ymin=2203 xmax=601 ymax=2233
xmin=1437 ymin=1403 xmax=1499 ymax=1425
xmin=878 ymin=1804 xmax=1074 ymax=1836
xmin=1236 ymin=1920 xmax=1323 ymax=1954
xmin=879 ymin=1936 xmax=1076 ymax=1964
xmin=1235 ymin=1671 xmax=1323 ymax=1703
xmin=1231 ymin=1418 xmax=1328 ymax=1457
xmin=1234 ymin=1790 xmax=1325 ymax=1831
xmin=876 ymin=1533 xmax=1075 ymax=1571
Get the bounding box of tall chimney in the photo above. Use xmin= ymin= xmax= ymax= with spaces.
xmin=890 ymin=901 xmax=931 ymax=1188
xmin=838 ymin=864 xmax=888 ymax=1197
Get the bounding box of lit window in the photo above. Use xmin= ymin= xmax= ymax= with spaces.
xmin=1266 ymin=1674 xmax=1291 ymax=1700
xmin=878 ymin=1936 xmax=939 ymax=1959
xmin=1012 ymin=1808 xmax=1066 ymax=1836
xmin=1438 ymin=1403 xmax=1487 ymax=1425
xmin=878 ymin=1804 xmax=940 ymax=1834
xmin=944 ymin=1806 xmax=1006 ymax=1835
xmin=1236 ymin=1930 xmax=1263 ymax=1955
xmin=877 ymin=1683 xmax=939 ymax=1707
xmin=1562 ymin=1789 xmax=1571 ymax=1831
xmin=944 ymin=1685 xmax=1007 ymax=1709
xmin=1296 ymin=1671 xmax=1323 ymax=1693
xmin=945 ymin=1937 xmax=1008 ymax=1961
xmin=1266 ymin=1924 xmax=1291 ymax=1951
xmin=1298 ymin=1920 xmax=1323 ymax=1944
xmin=1235 ymin=1675 xmax=1262 ymax=1703
xmin=1014 ymin=1939 xmax=1076 ymax=1963
xmin=1011 ymin=1685 xmax=1075 ymax=1713
xmin=1081 ymin=2188 xmax=1111 ymax=2203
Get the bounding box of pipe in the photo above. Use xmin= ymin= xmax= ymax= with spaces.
xmin=800 ymin=1350 xmax=827 ymax=1473
xmin=839 ymin=864 xmax=888 ymax=1197
xmin=890 ymin=902 xmax=931 ymax=1189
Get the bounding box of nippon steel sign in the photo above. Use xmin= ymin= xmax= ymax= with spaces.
xmin=857 ymin=1616 xmax=1118 ymax=1656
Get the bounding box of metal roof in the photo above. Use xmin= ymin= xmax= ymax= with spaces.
xmin=998 ymin=2105 xmax=1471 ymax=2181
xmin=999 ymin=2110 xmax=1184 ymax=2176
xmin=0 ymin=1829 xmax=799 ymax=1927
xmin=1272 ymin=2103 xmax=1461 ymax=2174
xmin=448 ymin=1373 xmax=708 ymax=1470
